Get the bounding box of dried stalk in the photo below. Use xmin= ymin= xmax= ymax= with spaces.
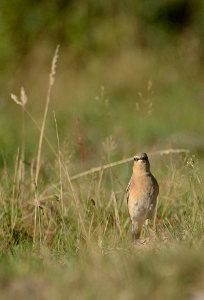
xmin=35 ymin=45 xmax=60 ymax=184
xmin=64 ymin=165 xmax=87 ymax=238
xmin=53 ymin=112 xmax=64 ymax=215
xmin=33 ymin=45 xmax=60 ymax=247
xmin=70 ymin=148 xmax=190 ymax=181
xmin=112 ymin=192 xmax=122 ymax=237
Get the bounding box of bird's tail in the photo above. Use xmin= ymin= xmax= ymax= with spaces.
xmin=132 ymin=220 xmax=144 ymax=240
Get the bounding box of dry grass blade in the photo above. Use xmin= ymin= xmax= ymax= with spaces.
xmin=64 ymin=165 xmax=87 ymax=239
xmin=112 ymin=192 xmax=123 ymax=237
xmin=53 ymin=112 xmax=64 ymax=215
xmin=11 ymin=148 xmax=20 ymax=230
xmin=33 ymin=45 xmax=60 ymax=246
xmin=70 ymin=148 xmax=190 ymax=180
xmin=35 ymin=45 xmax=60 ymax=184
xmin=10 ymin=87 xmax=27 ymax=204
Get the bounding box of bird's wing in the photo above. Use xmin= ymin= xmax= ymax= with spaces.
xmin=126 ymin=179 xmax=131 ymax=204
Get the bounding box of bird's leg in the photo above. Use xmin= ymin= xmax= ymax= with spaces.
xmin=131 ymin=220 xmax=142 ymax=241
xmin=131 ymin=222 xmax=135 ymax=241
xmin=145 ymin=219 xmax=150 ymax=237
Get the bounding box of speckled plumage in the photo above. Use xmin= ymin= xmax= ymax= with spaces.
xmin=127 ymin=153 xmax=159 ymax=240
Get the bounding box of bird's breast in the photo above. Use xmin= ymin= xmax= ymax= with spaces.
xmin=128 ymin=173 xmax=158 ymax=220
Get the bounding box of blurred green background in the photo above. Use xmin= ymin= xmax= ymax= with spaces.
xmin=0 ymin=0 xmax=204 ymax=169
xmin=0 ymin=2 xmax=204 ymax=299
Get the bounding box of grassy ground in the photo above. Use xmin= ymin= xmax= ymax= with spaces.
xmin=0 ymin=44 xmax=203 ymax=299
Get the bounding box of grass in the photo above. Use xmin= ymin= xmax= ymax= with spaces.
xmin=0 ymin=45 xmax=203 ymax=299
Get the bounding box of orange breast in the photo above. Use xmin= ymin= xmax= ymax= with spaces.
xmin=128 ymin=173 xmax=158 ymax=221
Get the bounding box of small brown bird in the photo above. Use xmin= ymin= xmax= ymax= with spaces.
xmin=126 ymin=153 xmax=159 ymax=240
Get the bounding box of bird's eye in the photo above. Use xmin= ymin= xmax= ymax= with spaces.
xmin=134 ymin=157 xmax=139 ymax=161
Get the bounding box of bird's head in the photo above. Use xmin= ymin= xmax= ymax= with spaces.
xmin=133 ymin=152 xmax=150 ymax=174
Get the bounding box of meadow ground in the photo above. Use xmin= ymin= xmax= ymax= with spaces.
xmin=0 ymin=44 xmax=203 ymax=299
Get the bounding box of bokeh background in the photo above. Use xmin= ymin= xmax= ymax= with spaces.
xmin=1 ymin=0 xmax=204 ymax=170
xmin=0 ymin=1 xmax=204 ymax=299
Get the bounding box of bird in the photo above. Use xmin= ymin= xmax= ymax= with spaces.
xmin=126 ymin=153 xmax=159 ymax=241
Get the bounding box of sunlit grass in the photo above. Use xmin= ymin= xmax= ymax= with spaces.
xmin=0 ymin=46 xmax=203 ymax=299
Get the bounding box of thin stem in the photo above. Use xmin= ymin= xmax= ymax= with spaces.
xmin=11 ymin=149 xmax=20 ymax=230
xmin=70 ymin=149 xmax=190 ymax=181
xmin=53 ymin=111 xmax=64 ymax=215
xmin=33 ymin=45 xmax=60 ymax=247
xmin=64 ymin=165 xmax=87 ymax=239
